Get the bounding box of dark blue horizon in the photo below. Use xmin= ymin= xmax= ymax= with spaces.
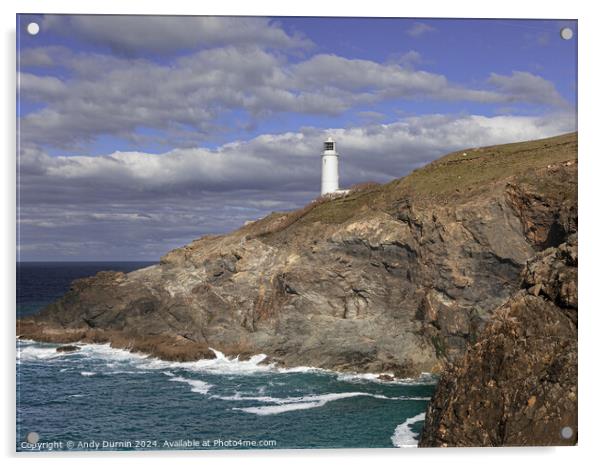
xmin=17 ymin=261 xmax=155 ymax=318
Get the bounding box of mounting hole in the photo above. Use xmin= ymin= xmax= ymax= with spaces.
xmin=26 ymin=431 xmax=39 ymax=443
xmin=560 ymin=27 xmax=573 ymax=40
xmin=560 ymin=426 xmax=574 ymax=439
xmin=26 ymin=22 xmax=40 ymax=36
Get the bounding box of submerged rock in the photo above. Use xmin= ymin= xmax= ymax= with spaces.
xmin=17 ymin=133 xmax=577 ymax=378
xmin=419 ymin=234 xmax=577 ymax=447
xmin=56 ymin=345 xmax=80 ymax=353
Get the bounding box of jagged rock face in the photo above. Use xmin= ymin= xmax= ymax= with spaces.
xmin=17 ymin=134 xmax=578 ymax=377
xmin=419 ymin=234 xmax=577 ymax=446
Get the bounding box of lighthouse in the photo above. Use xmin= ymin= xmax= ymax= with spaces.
xmin=321 ymin=137 xmax=340 ymax=195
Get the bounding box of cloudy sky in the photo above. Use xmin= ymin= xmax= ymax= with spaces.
xmin=17 ymin=15 xmax=577 ymax=261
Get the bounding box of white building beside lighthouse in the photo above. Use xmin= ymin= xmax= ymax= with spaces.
xmin=321 ymin=137 xmax=340 ymax=195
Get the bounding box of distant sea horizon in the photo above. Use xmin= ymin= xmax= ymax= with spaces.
xmin=16 ymin=261 xmax=155 ymax=319
xmin=17 ymin=260 xmax=158 ymax=263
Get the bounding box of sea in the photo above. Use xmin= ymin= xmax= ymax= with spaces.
xmin=16 ymin=262 xmax=435 ymax=451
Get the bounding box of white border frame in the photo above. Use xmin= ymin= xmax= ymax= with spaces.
xmin=3 ymin=1 xmax=599 ymax=465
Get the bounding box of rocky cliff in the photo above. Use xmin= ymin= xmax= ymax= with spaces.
xmin=419 ymin=234 xmax=577 ymax=446
xmin=18 ymin=133 xmax=577 ymax=379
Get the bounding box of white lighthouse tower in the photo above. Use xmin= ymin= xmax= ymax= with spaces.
xmin=321 ymin=137 xmax=340 ymax=195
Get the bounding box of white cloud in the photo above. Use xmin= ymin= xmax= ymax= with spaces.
xmin=22 ymin=112 xmax=575 ymax=194
xmin=488 ymin=71 xmax=569 ymax=107
xmin=41 ymin=15 xmax=312 ymax=54
xmin=19 ymin=46 xmax=71 ymax=67
xmin=292 ymin=53 xmax=449 ymax=96
xmin=406 ymin=22 xmax=436 ymax=37
xmin=18 ymin=112 xmax=575 ymax=260
xmin=386 ymin=50 xmax=423 ymax=67
xmin=19 ymin=44 xmax=570 ymax=150
xmin=18 ymin=72 xmax=68 ymax=101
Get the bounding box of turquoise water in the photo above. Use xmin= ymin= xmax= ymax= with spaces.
xmin=16 ymin=262 xmax=435 ymax=451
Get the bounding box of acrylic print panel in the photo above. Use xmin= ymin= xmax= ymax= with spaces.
xmin=16 ymin=14 xmax=577 ymax=451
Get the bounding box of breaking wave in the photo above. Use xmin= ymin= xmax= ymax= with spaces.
xmin=391 ymin=412 xmax=426 ymax=447
xmin=169 ymin=376 xmax=213 ymax=394
xmin=17 ymin=340 xmax=435 ymax=389
xmin=220 ymin=391 xmax=429 ymax=415
xmin=17 ymin=343 xmax=69 ymax=361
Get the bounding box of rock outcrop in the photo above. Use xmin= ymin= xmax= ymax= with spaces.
xmin=17 ymin=133 xmax=577 ymax=379
xmin=55 ymin=345 xmax=80 ymax=353
xmin=419 ymin=234 xmax=577 ymax=446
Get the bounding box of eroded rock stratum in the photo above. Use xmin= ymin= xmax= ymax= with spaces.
xmin=419 ymin=234 xmax=577 ymax=446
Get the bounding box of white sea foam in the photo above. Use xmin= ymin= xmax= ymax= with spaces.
xmin=17 ymin=339 xmax=435 ymax=386
xmin=391 ymin=412 xmax=426 ymax=448
xmin=169 ymin=376 xmax=213 ymax=394
xmin=17 ymin=340 xmax=149 ymax=365
xmin=77 ymin=343 xmax=149 ymax=362
xmin=17 ymin=344 xmax=66 ymax=362
xmin=138 ymin=349 xmax=280 ymax=375
xmin=224 ymin=391 xmax=429 ymax=415
xmin=213 ymin=393 xmax=280 ymax=403
xmin=16 ymin=341 xmax=280 ymax=377
xmin=234 ymin=401 xmax=325 ymax=415
xmin=215 ymin=391 xmax=428 ymax=404
xmin=335 ymin=372 xmax=382 ymax=383
xmin=276 ymin=365 xmax=328 ymax=375
xmin=231 ymin=392 xmax=364 ymax=415
xmin=337 ymin=371 xmax=438 ymax=386
xmin=397 ymin=373 xmax=439 ymax=386
xmin=80 ymin=371 xmax=96 ymax=377
xmin=141 ymin=349 xmax=435 ymax=385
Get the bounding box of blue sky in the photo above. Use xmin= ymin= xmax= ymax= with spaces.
xmin=17 ymin=15 xmax=577 ymax=260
